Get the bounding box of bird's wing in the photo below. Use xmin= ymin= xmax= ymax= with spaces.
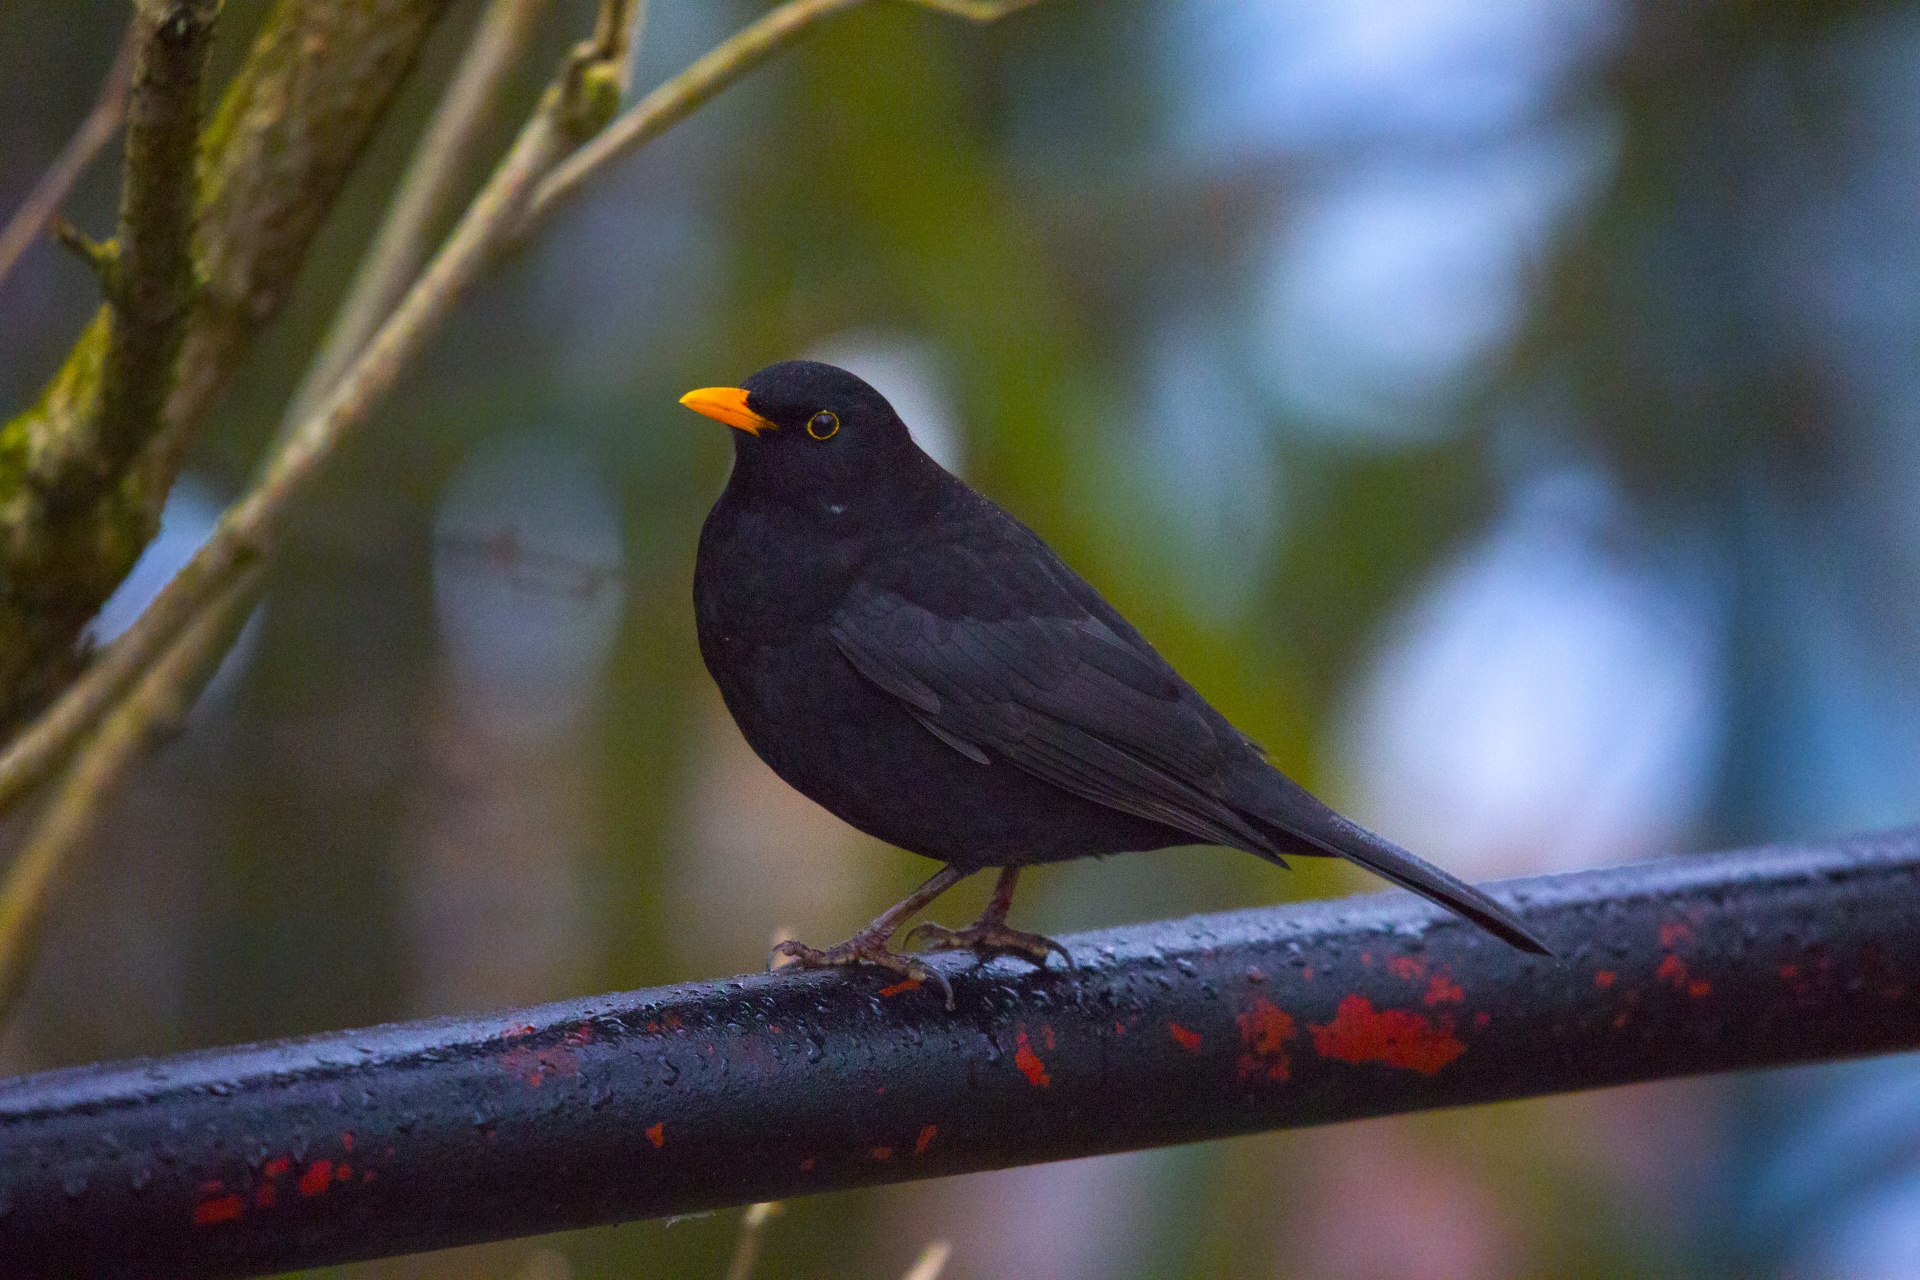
xmin=827 ymin=568 xmax=1279 ymax=855
xmin=829 ymin=525 xmax=1552 ymax=956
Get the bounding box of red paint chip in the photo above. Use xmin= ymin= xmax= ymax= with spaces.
xmin=1594 ymin=970 xmax=1617 ymax=989
xmin=1310 ymin=995 xmax=1465 ymax=1076
xmin=298 ymin=1161 xmax=333 ymax=1197
xmin=193 ymin=1194 xmax=245 ymax=1226
xmin=1014 ymin=1031 xmax=1051 ymax=1087
xmin=1235 ymin=997 xmax=1295 ymax=1082
xmin=646 ymin=1122 xmax=665 ymax=1148
xmin=1168 ymin=1023 xmax=1204 ymax=1053
xmin=916 ymin=1124 xmax=937 ymax=1155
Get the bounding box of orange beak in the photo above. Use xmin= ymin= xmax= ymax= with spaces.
xmin=679 ymin=386 xmax=776 ymax=435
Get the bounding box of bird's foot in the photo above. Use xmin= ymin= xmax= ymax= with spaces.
xmin=905 ymin=919 xmax=1071 ymax=970
xmin=770 ymin=935 xmax=955 ymax=1009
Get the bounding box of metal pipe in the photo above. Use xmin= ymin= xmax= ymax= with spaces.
xmin=4 ymin=829 xmax=1919 ymax=1278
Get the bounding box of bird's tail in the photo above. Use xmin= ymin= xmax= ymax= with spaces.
xmin=1249 ymin=792 xmax=1553 ymax=956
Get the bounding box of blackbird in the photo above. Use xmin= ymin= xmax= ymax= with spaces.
xmin=682 ymin=361 xmax=1549 ymax=1005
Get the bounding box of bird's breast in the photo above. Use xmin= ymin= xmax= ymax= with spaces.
xmin=693 ymin=497 xmax=863 ymax=718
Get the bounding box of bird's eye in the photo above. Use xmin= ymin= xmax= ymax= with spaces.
xmin=807 ymin=410 xmax=840 ymax=440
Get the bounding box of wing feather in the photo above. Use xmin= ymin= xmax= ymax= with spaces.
xmin=829 ymin=576 xmax=1277 ymax=855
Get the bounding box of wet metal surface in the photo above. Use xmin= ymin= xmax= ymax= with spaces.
xmin=3 ymin=829 xmax=1919 ymax=1277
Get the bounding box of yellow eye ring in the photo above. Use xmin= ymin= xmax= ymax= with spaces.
xmin=807 ymin=410 xmax=840 ymax=440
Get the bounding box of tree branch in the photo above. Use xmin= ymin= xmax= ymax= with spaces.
xmin=0 ymin=17 xmax=141 ymax=297
xmin=89 ymin=0 xmax=220 ymax=485
xmin=0 ymin=0 xmax=647 ymax=1027
xmin=0 ymin=0 xmax=217 ymax=731
xmin=1 ymin=831 xmax=1916 ymax=1276
xmin=0 ymin=0 xmax=457 ymax=730
xmin=0 ymin=0 xmax=1034 ymax=1018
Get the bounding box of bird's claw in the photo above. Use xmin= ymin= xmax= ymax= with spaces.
xmin=769 ymin=936 xmax=956 ymax=1009
xmin=905 ymin=920 xmax=1072 ymax=970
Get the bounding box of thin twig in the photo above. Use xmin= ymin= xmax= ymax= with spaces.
xmin=281 ymin=0 xmax=558 ymax=431
xmin=525 ymin=0 xmax=860 ymax=232
xmin=0 ymin=17 xmax=140 ymax=297
xmin=524 ymin=0 xmax=1037 ymax=235
xmin=721 ymin=1202 xmax=782 ymax=1280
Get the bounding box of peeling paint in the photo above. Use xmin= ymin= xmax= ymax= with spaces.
xmin=193 ymin=1193 xmax=244 ymax=1226
xmin=1657 ymin=954 xmax=1708 ymax=995
xmin=1168 ymin=1023 xmax=1204 ymax=1053
xmin=1310 ymin=995 xmax=1464 ymax=1075
xmin=298 ymin=1161 xmax=333 ymax=1197
xmin=1014 ymin=1031 xmax=1051 ymax=1087
xmin=499 ymin=1043 xmax=580 ymax=1088
xmin=1235 ymin=997 xmax=1295 ymax=1082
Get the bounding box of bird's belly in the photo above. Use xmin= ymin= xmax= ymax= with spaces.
xmin=714 ymin=633 xmax=1182 ymax=866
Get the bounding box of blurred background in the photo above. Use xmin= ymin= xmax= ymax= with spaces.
xmin=4 ymin=0 xmax=1919 ymax=1274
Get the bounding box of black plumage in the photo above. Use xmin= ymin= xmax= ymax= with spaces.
xmin=683 ymin=361 xmax=1548 ymax=1003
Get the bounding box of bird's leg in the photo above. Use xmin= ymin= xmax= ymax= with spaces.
xmin=905 ymin=867 xmax=1071 ymax=970
xmin=770 ymin=864 xmax=972 ymax=1007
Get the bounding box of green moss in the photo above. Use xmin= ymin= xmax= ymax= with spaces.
xmin=0 ymin=309 xmax=110 ymax=513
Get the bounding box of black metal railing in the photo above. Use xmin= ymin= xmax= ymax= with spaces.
xmin=4 ymin=828 xmax=1919 ymax=1278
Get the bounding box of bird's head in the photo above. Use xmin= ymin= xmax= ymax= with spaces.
xmin=679 ymin=361 xmax=935 ymax=509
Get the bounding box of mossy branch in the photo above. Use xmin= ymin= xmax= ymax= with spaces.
xmin=0 ymin=1 xmax=217 ymax=728
xmin=0 ymin=0 xmax=455 ymax=730
xmin=91 ymin=0 xmax=220 ymax=486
